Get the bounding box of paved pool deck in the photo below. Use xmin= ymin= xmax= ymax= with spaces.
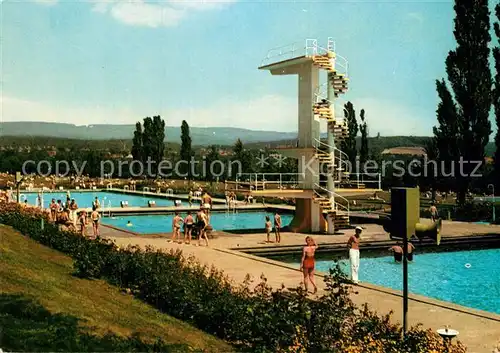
xmin=94 ymin=220 xmax=500 ymax=353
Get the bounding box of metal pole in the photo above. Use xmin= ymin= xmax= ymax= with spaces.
xmin=403 ymin=234 xmax=409 ymax=335
xmin=488 ymin=184 xmax=495 ymax=223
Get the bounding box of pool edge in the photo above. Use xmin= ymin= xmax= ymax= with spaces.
xmin=214 ymin=247 xmax=500 ymax=322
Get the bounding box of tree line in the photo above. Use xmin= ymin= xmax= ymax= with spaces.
xmin=431 ymin=0 xmax=500 ymax=204
xmin=340 ymin=101 xmax=370 ymax=168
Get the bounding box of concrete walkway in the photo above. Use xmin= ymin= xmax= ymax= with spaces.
xmin=103 ymin=229 xmax=500 ymax=353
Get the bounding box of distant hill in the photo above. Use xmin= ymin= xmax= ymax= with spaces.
xmin=251 ymin=135 xmax=496 ymax=157
xmin=0 ymin=122 xmax=495 ymax=156
xmin=0 ymin=122 xmax=296 ymax=146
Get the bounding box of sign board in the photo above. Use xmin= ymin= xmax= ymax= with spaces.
xmin=390 ymin=187 xmax=420 ymax=240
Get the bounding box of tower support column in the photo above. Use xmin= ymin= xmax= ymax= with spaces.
xmin=325 ymin=70 xmax=336 ymax=234
xmin=296 ymin=62 xmax=323 ymax=233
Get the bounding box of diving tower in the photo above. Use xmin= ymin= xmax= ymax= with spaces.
xmin=243 ymin=38 xmax=381 ymax=233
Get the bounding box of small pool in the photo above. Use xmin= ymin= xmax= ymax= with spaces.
xmin=292 ymin=248 xmax=500 ymax=314
xmin=19 ymin=191 xmax=175 ymax=208
xmin=103 ymin=212 xmax=294 ymax=233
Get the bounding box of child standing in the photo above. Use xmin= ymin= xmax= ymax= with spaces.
xmin=265 ymin=216 xmax=272 ymax=243
xmin=170 ymin=212 xmax=183 ymax=242
xmin=78 ymin=211 xmax=87 ymax=236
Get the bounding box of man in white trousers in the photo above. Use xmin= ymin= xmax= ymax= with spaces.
xmin=347 ymin=226 xmax=362 ymax=284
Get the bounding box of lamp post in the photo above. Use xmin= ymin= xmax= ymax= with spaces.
xmin=40 ymin=189 xmax=45 ymax=230
xmin=487 ymin=184 xmax=495 ymax=223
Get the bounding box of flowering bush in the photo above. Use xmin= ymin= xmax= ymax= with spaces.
xmin=0 ymin=203 xmax=468 ymax=352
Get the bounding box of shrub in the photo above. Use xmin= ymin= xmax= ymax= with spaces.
xmin=0 ymin=203 xmax=468 ymax=352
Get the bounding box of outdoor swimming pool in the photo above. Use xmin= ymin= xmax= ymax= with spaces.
xmin=103 ymin=212 xmax=294 ymax=233
xmin=295 ymin=248 xmax=500 ymax=314
xmin=20 ymin=191 xmax=175 ymax=208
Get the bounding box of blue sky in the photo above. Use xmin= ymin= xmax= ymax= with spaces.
xmin=1 ymin=0 xmax=470 ymax=135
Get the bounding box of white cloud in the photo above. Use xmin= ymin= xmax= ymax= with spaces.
xmin=169 ymin=0 xmax=236 ymax=11
xmin=1 ymin=95 xmax=433 ymax=135
xmin=1 ymin=95 xmax=297 ymax=131
xmin=349 ymin=97 xmax=433 ymax=136
xmin=92 ymin=0 xmax=235 ymax=28
xmin=167 ymin=95 xmax=297 ymax=131
xmin=407 ymin=12 xmax=424 ymax=24
xmin=1 ymin=96 xmax=139 ymax=126
xmin=33 ymin=0 xmax=58 ymax=6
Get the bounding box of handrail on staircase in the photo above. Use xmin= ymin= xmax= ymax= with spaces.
xmin=313 ymin=183 xmax=350 ymax=216
xmin=335 ymin=53 xmax=349 ymax=77
xmin=313 ymin=138 xmax=349 ymax=166
xmin=313 ymin=138 xmax=333 ymax=151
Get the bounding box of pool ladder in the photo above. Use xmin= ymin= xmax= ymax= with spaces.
xmin=102 ymin=201 xmax=112 ymax=217
xmin=226 ymin=199 xmax=237 ymax=214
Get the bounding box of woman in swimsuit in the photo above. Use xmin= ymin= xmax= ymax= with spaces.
xmin=184 ymin=211 xmax=194 ymax=244
xmin=90 ymin=206 xmax=100 ymax=237
xmin=300 ymin=236 xmax=318 ymax=294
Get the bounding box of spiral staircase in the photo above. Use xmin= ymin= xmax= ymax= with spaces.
xmin=255 ymin=38 xmax=381 ymax=233
xmin=311 ymin=52 xmax=352 ymax=229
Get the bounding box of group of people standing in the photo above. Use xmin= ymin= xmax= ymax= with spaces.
xmin=187 ymin=189 xmax=213 ymax=209
xmin=44 ymin=193 xmax=102 ymax=238
xmin=265 ymin=212 xmax=282 ymax=243
xmin=170 ymin=205 xmax=211 ymax=246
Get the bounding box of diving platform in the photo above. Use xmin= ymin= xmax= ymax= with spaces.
xmin=250 ymin=188 xmax=381 ymax=199
xmin=254 ymin=37 xmax=379 ymax=233
xmin=258 ymin=55 xmax=310 ymax=72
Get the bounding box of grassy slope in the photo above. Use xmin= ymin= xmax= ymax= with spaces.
xmin=0 ymin=224 xmax=233 ymax=352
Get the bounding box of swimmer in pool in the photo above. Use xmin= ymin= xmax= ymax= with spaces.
xmin=126 ymin=221 xmax=133 ymax=227
xmin=389 ymin=241 xmax=415 ymax=262
xmin=389 ymin=242 xmax=403 ymax=262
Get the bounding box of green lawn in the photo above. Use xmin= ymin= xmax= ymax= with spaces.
xmin=0 ymin=225 xmax=234 ymax=352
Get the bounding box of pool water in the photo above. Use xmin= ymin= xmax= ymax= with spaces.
xmin=298 ymin=248 xmax=500 ymax=314
xmin=20 ymin=191 xmax=174 ymax=208
xmin=103 ymin=212 xmax=293 ymax=233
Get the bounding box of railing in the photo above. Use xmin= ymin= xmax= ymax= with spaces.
xmin=314 ymin=183 xmax=350 ymax=216
xmin=327 ymin=37 xmax=335 ymax=52
xmin=261 ymin=37 xmax=339 ymax=67
xmin=261 ymin=41 xmax=305 ymax=67
xmin=102 ymin=200 xmax=112 ymax=217
xmin=165 ymin=188 xmax=174 ymax=196
xmin=342 ymin=172 xmax=382 ymax=190
xmin=334 ymin=53 xmax=349 ymax=77
xmin=313 ymin=138 xmax=350 ymax=174
xmin=235 ymin=173 xmax=305 ymax=190
xmin=225 ymin=196 xmax=237 ymax=213
xmin=314 ymin=83 xmax=332 ymax=105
